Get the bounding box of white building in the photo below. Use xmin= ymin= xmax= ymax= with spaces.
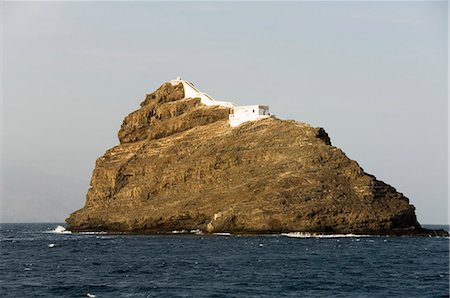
xmin=229 ymin=105 xmax=271 ymax=127
xmin=170 ymin=77 xmax=272 ymax=127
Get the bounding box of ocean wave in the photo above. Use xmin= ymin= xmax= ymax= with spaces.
xmin=281 ymin=232 xmax=370 ymax=238
xmin=47 ymin=226 xmax=110 ymax=235
xmin=172 ymin=229 xmax=188 ymax=234
xmin=171 ymin=229 xmax=204 ymax=235
xmin=48 ymin=225 xmax=72 ymax=234
xmin=213 ymin=233 xmax=232 ymax=236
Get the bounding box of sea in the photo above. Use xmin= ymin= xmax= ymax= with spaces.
xmin=1 ymin=223 xmax=448 ymax=297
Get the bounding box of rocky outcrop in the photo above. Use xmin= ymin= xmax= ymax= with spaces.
xmin=66 ymin=82 xmax=447 ymax=236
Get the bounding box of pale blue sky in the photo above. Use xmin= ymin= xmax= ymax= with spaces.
xmin=1 ymin=1 xmax=448 ymax=224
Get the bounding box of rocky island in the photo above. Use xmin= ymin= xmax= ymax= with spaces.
xmin=66 ymin=79 xmax=446 ymax=236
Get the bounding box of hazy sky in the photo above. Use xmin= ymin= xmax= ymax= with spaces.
xmin=1 ymin=1 xmax=448 ymax=224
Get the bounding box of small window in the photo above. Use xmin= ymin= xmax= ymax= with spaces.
xmin=252 ymin=109 xmax=255 ymax=113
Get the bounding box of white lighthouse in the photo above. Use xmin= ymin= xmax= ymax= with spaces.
xmin=170 ymin=77 xmax=272 ymax=127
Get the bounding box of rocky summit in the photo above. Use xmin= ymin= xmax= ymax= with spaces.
xmin=66 ymin=81 xmax=445 ymax=236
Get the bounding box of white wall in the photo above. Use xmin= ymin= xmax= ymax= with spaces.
xmin=171 ymin=79 xmax=235 ymax=108
xmin=229 ymin=105 xmax=271 ymax=127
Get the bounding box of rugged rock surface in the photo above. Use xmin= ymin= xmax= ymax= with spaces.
xmin=66 ymin=82 xmax=447 ymax=236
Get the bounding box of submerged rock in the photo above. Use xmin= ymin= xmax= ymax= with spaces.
xmin=66 ymin=81 xmax=447 ymax=236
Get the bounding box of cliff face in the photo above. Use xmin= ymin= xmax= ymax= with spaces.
xmin=66 ymin=82 xmax=437 ymax=235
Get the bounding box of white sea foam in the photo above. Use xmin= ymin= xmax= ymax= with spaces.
xmin=48 ymin=243 xmax=57 ymax=248
xmin=172 ymin=230 xmax=188 ymax=234
xmin=48 ymin=225 xmax=72 ymax=234
xmin=48 ymin=225 xmax=109 ymax=235
xmin=213 ymin=232 xmax=232 ymax=236
xmin=78 ymin=231 xmax=107 ymax=235
xmin=281 ymin=232 xmax=371 ymax=238
xmin=190 ymin=229 xmax=203 ymax=235
xmin=172 ymin=229 xmax=204 ymax=235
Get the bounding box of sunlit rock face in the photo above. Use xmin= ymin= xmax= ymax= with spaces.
xmin=66 ymin=81 xmax=442 ymax=236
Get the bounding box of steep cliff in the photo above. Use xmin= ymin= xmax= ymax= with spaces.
xmin=66 ymin=82 xmax=444 ymax=235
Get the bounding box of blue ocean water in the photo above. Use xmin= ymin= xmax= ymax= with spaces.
xmin=0 ymin=224 xmax=448 ymax=297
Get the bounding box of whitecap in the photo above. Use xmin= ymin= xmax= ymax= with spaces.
xmin=281 ymin=232 xmax=370 ymax=238
xmin=48 ymin=225 xmax=72 ymax=234
xmin=213 ymin=232 xmax=231 ymax=236
xmin=86 ymin=293 xmax=96 ymax=298
xmin=48 ymin=243 xmax=57 ymax=248
xmin=281 ymin=232 xmax=313 ymax=238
